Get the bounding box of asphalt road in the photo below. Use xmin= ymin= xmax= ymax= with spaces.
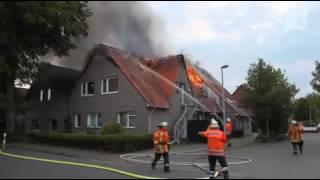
xmin=227 ymin=133 xmax=320 ymax=179
xmin=0 ymin=152 xmax=129 ymax=179
xmin=0 ymin=133 xmax=320 ymax=179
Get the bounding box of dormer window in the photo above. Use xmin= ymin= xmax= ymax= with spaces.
xmin=200 ymin=85 xmax=208 ymax=97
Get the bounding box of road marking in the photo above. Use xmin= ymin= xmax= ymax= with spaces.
xmin=0 ymin=149 xmax=161 ymax=179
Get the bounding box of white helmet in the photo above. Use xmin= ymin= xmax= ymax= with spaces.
xmin=227 ymin=118 xmax=232 ymax=122
xmin=291 ymin=120 xmax=297 ymax=124
xmin=159 ymin=121 xmax=168 ymax=128
xmin=210 ymin=119 xmax=219 ymax=128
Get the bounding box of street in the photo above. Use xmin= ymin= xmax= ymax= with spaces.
xmin=0 ymin=152 xmax=129 ymax=179
xmin=0 ymin=133 xmax=320 ymax=179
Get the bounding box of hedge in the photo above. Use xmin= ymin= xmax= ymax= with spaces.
xmin=100 ymin=123 xmax=125 ymax=135
xmin=31 ymin=133 xmax=153 ymax=153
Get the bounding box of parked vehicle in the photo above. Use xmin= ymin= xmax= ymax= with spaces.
xmin=304 ymin=126 xmax=319 ymax=133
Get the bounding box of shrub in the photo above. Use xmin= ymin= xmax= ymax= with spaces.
xmin=32 ymin=133 xmax=153 ymax=153
xmin=100 ymin=122 xmax=125 ymax=135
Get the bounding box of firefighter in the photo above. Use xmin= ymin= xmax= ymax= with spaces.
xmin=226 ymin=118 xmax=232 ymax=147
xmin=151 ymin=121 xmax=170 ymax=172
xmin=199 ymin=119 xmax=229 ymax=179
xmin=288 ymin=120 xmax=302 ymax=155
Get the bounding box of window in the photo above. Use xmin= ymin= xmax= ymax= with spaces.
xmin=117 ymin=112 xmax=136 ymax=128
xmin=40 ymin=89 xmax=44 ymax=102
xmin=32 ymin=119 xmax=40 ymax=132
xmin=81 ymin=81 xmax=95 ymax=96
xmin=50 ymin=119 xmax=57 ymax=131
xmin=87 ymin=113 xmax=102 ymax=128
xmin=101 ymin=77 xmax=119 ymax=94
xmin=74 ymin=114 xmax=81 ymax=128
xmin=178 ymin=82 xmax=186 ymax=104
xmin=48 ymin=88 xmax=52 ymax=101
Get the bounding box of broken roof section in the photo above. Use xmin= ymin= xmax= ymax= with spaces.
xmin=194 ymin=66 xmax=251 ymax=117
xmin=184 ymin=64 xmax=252 ymax=117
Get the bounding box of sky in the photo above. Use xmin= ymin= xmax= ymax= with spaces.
xmin=145 ymin=1 xmax=320 ymax=98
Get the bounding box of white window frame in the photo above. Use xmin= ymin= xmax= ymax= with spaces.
xmin=81 ymin=81 xmax=95 ymax=97
xmin=87 ymin=113 xmax=102 ymax=128
xmin=177 ymin=82 xmax=186 ymax=105
xmin=117 ymin=112 xmax=136 ymax=129
xmin=101 ymin=77 xmax=119 ymax=95
xmin=40 ymin=89 xmax=44 ymax=102
xmin=48 ymin=88 xmax=51 ymax=101
xmin=74 ymin=114 xmax=80 ymax=128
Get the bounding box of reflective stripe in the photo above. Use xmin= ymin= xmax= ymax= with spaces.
xmin=222 ymin=167 xmax=229 ymax=171
xmin=208 ymin=149 xmax=225 ymax=156
xmin=159 ymin=132 xmax=164 ymax=143
xmin=207 ymin=132 xmax=219 ymax=136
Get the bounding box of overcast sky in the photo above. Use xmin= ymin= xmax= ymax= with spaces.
xmin=145 ymin=1 xmax=320 ymax=98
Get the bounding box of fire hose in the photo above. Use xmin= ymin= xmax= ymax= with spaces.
xmin=120 ymin=149 xmax=253 ymax=173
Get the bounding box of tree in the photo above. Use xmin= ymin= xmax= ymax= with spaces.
xmin=294 ymin=98 xmax=310 ymax=121
xmin=293 ymin=93 xmax=320 ymax=125
xmin=311 ymin=61 xmax=320 ymax=93
xmin=0 ymin=2 xmax=91 ymax=133
xmin=243 ymin=58 xmax=298 ymax=136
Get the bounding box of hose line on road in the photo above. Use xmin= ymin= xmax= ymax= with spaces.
xmin=0 ymin=148 xmax=253 ymax=179
xmin=120 ymin=150 xmax=253 ymax=174
xmin=0 ymin=149 xmax=161 ymax=179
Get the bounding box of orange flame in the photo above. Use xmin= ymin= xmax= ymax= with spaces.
xmin=187 ymin=65 xmax=203 ymax=88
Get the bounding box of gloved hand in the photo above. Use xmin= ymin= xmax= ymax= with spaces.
xmin=155 ymin=144 xmax=161 ymax=151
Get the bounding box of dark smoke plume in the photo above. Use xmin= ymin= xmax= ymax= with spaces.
xmin=44 ymin=1 xmax=169 ymax=70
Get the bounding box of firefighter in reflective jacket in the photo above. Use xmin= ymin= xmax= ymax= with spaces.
xmin=151 ymin=121 xmax=170 ymax=172
xmin=288 ymin=120 xmax=303 ymax=155
xmin=226 ymin=118 xmax=232 ymax=147
xmin=199 ymin=119 xmax=229 ymax=179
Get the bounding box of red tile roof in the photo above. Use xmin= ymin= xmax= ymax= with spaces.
xmin=194 ymin=67 xmax=251 ymax=117
xmin=186 ymin=65 xmax=222 ymax=113
xmin=104 ymin=46 xmax=170 ymax=109
xmin=152 ymin=55 xmax=181 ymax=98
xmin=82 ymin=44 xmax=252 ymax=115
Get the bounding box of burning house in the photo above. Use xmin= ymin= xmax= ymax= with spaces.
xmin=24 ymin=44 xmax=253 ymax=141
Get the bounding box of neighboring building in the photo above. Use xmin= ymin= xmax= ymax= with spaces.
xmin=24 ymin=44 xmax=253 ymax=140
xmin=25 ymin=64 xmax=80 ymax=134
xmin=232 ymin=84 xmax=256 ymax=133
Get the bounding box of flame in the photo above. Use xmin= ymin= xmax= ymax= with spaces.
xmin=187 ymin=65 xmax=203 ymax=88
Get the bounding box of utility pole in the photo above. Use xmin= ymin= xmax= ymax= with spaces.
xmin=221 ymin=65 xmax=229 ymax=134
xmin=309 ymin=105 xmax=313 ymax=126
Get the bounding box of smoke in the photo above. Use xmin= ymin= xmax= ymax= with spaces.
xmin=45 ymin=1 xmax=170 ymax=70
